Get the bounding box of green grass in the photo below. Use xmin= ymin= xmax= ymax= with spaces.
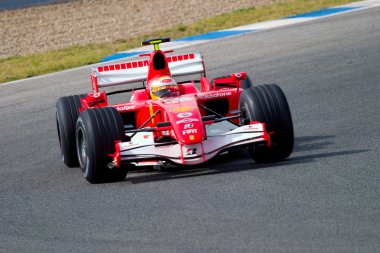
xmin=0 ymin=0 xmax=358 ymax=83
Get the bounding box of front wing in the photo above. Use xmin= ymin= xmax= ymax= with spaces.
xmin=114 ymin=122 xmax=270 ymax=166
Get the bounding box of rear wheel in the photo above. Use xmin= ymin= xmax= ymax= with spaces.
xmin=76 ymin=107 xmax=128 ymax=183
xmin=56 ymin=94 xmax=86 ymax=167
xmin=239 ymin=84 xmax=294 ymax=163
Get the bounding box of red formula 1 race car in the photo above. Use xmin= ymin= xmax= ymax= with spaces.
xmin=56 ymin=38 xmax=294 ymax=183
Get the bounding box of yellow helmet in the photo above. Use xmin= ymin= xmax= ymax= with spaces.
xmin=149 ymin=76 xmax=179 ymax=99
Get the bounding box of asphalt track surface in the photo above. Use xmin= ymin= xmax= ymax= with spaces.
xmin=1 ymin=6 xmax=380 ymax=253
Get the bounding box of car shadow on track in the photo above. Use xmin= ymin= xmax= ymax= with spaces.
xmin=293 ymin=135 xmax=335 ymax=152
xmin=124 ymin=135 xmax=369 ymax=184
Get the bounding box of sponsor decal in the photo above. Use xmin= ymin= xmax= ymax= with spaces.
xmin=176 ymin=118 xmax=199 ymax=124
xmin=202 ymin=91 xmax=232 ymax=99
xmin=189 ymin=135 xmax=195 ymax=140
xmin=115 ymin=105 xmax=136 ymax=111
xmin=247 ymin=125 xmax=261 ymax=130
xmin=161 ymin=77 xmax=173 ymax=83
xmin=171 ymin=106 xmax=193 ymax=113
xmin=182 ymin=129 xmax=198 ymax=135
xmin=184 ymin=123 xmax=193 ymax=129
xmin=177 ymin=112 xmax=192 ymax=118
xmin=93 ymin=92 xmax=101 ymax=98
xmin=186 ymin=148 xmax=197 ymax=156
xmin=163 ymin=96 xmax=193 ymax=104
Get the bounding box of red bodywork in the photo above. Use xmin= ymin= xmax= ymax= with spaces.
xmin=79 ymin=42 xmax=269 ymax=167
xmin=82 ymin=50 xmax=246 ymax=144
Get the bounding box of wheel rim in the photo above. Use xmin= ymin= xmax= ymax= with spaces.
xmin=80 ymin=138 xmax=86 ymax=165
xmin=76 ymin=128 xmax=87 ymax=169
xmin=240 ymin=103 xmax=251 ymax=125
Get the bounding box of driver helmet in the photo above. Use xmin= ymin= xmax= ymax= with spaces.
xmin=149 ymin=76 xmax=179 ymax=99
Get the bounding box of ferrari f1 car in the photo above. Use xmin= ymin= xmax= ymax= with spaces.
xmin=56 ymin=38 xmax=294 ymax=183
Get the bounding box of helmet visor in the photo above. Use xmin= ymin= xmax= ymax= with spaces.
xmin=151 ymin=85 xmax=178 ymax=98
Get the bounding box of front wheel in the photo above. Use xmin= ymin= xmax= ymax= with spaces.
xmin=76 ymin=107 xmax=128 ymax=183
xmin=239 ymin=84 xmax=294 ymax=163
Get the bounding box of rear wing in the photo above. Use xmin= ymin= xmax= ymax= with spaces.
xmin=91 ymin=53 xmax=205 ymax=92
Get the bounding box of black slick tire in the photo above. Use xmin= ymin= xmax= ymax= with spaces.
xmin=76 ymin=107 xmax=128 ymax=184
xmin=239 ymin=84 xmax=294 ymax=163
xmin=56 ymin=94 xmax=86 ymax=167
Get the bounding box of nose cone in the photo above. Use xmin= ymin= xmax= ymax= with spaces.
xmin=174 ymin=111 xmax=204 ymax=144
xmin=164 ymin=97 xmax=205 ymax=144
